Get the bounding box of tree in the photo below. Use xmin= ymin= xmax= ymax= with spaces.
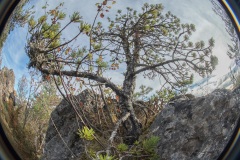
xmin=15 ymin=73 xmax=60 ymax=158
xmin=8 ymin=0 xmax=33 ymax=31
xmin=134 ymin=85 xmax=153 ymax=101
xmin=25 ymin=2 xmax=218 ymax=146
xmin=210 ymin=0 xmax=240 ymax=86
xmin=17 ymin=75 xmax=28 ymax=106
xmin=0 ymin=0 xmax=33 ymax=51
xmin=28 ymin=81 xmax=60 ymax=157
xmin=17 ymin=73 xmax=38 ymax=129
xmin=211 ymin=0 xmax=239 ymax=60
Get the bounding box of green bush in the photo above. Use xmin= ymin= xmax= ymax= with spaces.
xmin=143 ymin=136 xmax=160 ymax=153
xmin=117 ymin=143 xmax=128 ymax=152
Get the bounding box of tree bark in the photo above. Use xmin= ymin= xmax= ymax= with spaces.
xmin=120 ymin=31 xmax=142 ymax=145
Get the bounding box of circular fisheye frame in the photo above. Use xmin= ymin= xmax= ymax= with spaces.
xmin=0 ymin=0 xmax=239 ymax=160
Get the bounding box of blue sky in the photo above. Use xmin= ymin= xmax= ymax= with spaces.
xmin=1 ymin=0 xmax=234 ymax=95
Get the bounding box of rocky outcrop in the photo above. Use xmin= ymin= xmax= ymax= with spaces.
xmin=42 ymin=88 xmax=240 ymax=160
xmin=150 ymin=89 xmax=240 ymax=160
xmin=0 ymin=67 xmax=15 ymax=105
xmin=41 ymin=89 xmax=98 ymax=160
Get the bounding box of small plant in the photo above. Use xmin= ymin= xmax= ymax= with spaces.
xmin=133 ymin=140 xmax=140 ymax=145
xmin=117 ymin=143 xmax=128 ymax=152
xmin=88 ymin=149 xmax=97 ymax=158
xmin=98 ymin=154 xmax=115 ymax=160
xmin=142 ymin=136 xmax=160 ymax=153
xmin=114 ymin=136 xmax=160 ymax=159
xmin=77 ymin=126 xmax=95 ymax=140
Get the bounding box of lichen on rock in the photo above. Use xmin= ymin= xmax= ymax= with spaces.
xmin=150 ymin=89 xmax=240 ymax=160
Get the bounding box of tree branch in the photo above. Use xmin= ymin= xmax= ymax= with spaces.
xmin=133 ymin=58 xmax=208 ymax=76
xmin=39 ymin=68 xmax=125 ymax=98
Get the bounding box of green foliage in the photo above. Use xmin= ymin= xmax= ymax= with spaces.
xmin=38 ymin=15 xmax=47 ymax=23
xmin=142 ymin=136 xmax=160 ymax=153
xmin=14 ymin=78 xmax=60 ymax=158
xmin=24 ymin=1 xmax=218 ymax=159
xmin=98 ymin=154 xmax=115 ymax=160
xmin=210 ymin=55 xmax=218 ymax=70
xmin=150 ymin=88 xmax=176 ymax=105
xmin=9 ymin=0 xmax=33 ymax=29
xmin=28 ymin=17 xmax=36 ymax=28
xmin=114 ymin=136 xmax=160 ymax=159
xmin=58 ymin=12 xmax=66 ymax=20
xmin=77 ymin=126 xmax=95 ymax=140
xmin=159 ymin=88 xmax=175 ymax=101
xmin=117 ymin=143 xmax=128 ymax=152
xmin=70 ymin=12 xmax=82 ymax=22
xmin=77 ymin=129 xmax=160 ymax=159
xmin=0 ymin=0 xmax=32 ymax=50
xmin=96 ymin=60 xmax=108 ymax=68
xmin=134 ymin=85 xmax=153 ymax=100
xmin=208 ymin=37 xmax=215 ymax=47
xmin=26 ymin=1 xmax=218 ymax=93
xmin=87 ymin=149 xmax=97 ymax=159
xmin=80 ymin=22 xmax=91 ymax=32
xmin=49 ymin=40 xmax=60 ymax=48
xmin=31 ymin=82 xmax=59 ymax=120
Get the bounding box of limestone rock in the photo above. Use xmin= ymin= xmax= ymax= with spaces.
xmin=42 ymin=88 xmax=240 ymax=160
xmin=0 ymin=67 xmax=15 ymax=105
xmin=150 ymin=89 xmax=240 ymax=160
xmin=41 ymin=89 xmax=97 ymax=160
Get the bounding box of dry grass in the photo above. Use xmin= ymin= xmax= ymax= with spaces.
xmin=0 ymin=101 xmax=38 ymax=160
